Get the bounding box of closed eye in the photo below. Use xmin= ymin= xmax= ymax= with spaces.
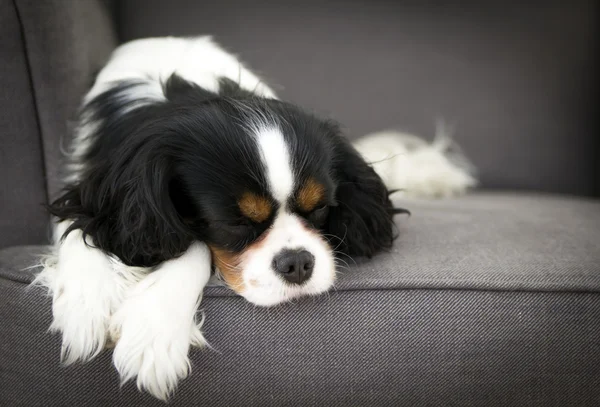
xmin=209 ymin=218 xmax=267 ymax=251
xmin=210 ymin=218 xmax=253 ymax=234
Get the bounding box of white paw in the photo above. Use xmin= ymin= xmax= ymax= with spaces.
xmin=33 ymin=226 xmax=146 ymax=364
xmin=34 ymin=249 xmax=112 ymax=363
xmin=47 ymin=268 xmax=112 ymax=364
xmin=110 ymin=269 xmax=207 ymax=401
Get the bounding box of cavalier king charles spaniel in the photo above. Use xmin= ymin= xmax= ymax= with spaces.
xmin=35 ymin=36 xmax=473 ymax=400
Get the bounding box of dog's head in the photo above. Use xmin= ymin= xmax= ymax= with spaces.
xmin=51 ymin=76 xmax=402 ymax=306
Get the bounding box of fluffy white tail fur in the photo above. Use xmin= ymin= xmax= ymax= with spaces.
xmin=353 ymin=127 xmax=477 ymax=199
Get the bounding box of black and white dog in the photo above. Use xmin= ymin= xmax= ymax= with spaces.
xmin=36 ymin=37 xmax=474 ymax=400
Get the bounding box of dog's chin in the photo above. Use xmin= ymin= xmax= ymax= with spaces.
xmin=218 ymin=260 xmax=337 ymax=307
xmin=237 ymin=277 xmax=336 ymax=307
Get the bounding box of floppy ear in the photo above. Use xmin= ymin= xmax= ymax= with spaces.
xmin=325 ymin=135 xmax=405 ymax=258
xmin=49 ymin=136 xmax=194 ymax=267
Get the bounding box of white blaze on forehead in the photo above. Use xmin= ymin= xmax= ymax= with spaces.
xmin=254 ymin=125 xmax=294 ymax=203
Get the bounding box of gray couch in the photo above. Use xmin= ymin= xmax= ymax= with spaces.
xmin=1 ymin=1 xmax=599 ymax=406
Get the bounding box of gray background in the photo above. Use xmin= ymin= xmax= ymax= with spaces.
xmin=117 ymin=0 xmax=599 ymax=197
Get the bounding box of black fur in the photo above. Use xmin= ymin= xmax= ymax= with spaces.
xmin=325 ymin=135 xmax=399 ymax=258
xmin=49 ymin=74 xmax=403 ymax=267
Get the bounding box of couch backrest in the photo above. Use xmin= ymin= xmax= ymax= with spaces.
xmin=0 ymin=0 xmax=597 ymax=248
xmin=118 ymin=0 xmax=599 ymax=197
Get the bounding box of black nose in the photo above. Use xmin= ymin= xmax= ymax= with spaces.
xmin=272 ymin=249 xmax=315 ymax=285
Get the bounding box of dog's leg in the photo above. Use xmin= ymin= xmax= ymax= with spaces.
xmin=109 ymin=241 xmax=211 ymax=401
xmin=34 ymin=221 xmax=146 ymax=364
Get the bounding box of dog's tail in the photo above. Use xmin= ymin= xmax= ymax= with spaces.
xmin=352 ymin=124 xmax=477 ymax=199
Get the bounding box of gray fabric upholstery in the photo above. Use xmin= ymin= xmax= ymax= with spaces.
xmin=14 ymin=0 xmax=117 ymax=201
xmin=2 ymin=193 xmax=599 ymax=406
xmin=2 ymin=279 xmax=599 ymax=407
xmin=118 ymin=0 xmax=599 ymax=197
xmin=1 ymin=0 xmax=116 ymax=249
xmin=0 ymin=0 xmax=49 ymax=248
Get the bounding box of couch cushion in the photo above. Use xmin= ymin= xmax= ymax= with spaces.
xmin=1 ymin=193 xmax=599 ymax=406
xmin=3 ymin=193 xmax=599 ymax=292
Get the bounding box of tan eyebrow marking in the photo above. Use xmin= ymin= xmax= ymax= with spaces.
xmin=297 ymin=178 xmax=325 ymax=212
xmin=238 ymin=191 xmax=272 ymax=223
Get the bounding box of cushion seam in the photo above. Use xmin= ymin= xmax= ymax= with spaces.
xmin=3 ymin=274 xmax=598 ymax=295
